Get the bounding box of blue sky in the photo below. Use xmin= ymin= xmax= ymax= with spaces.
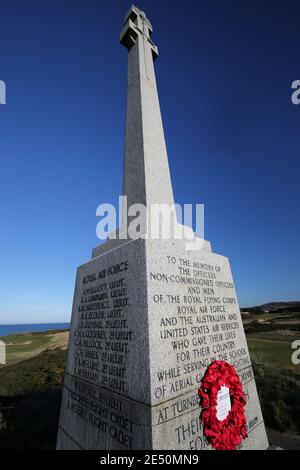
xmin=0 ymin=0 xmax=299 ymax=324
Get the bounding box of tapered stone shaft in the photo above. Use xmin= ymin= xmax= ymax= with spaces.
xmin=120 ymin=5 xmax=174 ymax=211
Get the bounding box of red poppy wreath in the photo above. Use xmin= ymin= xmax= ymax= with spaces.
xmin=198 ymin=360 xmax=248 ymax=450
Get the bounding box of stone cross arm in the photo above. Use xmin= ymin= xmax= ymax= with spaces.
xmin=120 ymin=4 xmax=158 ymax=59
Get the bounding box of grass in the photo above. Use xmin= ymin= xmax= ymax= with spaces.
xmin=252 ymin=363 xmax=300 ymax=435
xmin=247 ymin=333 xmax=299 ymax=372
xmin=0 ymin=330 xmax=69 ymax=449
xmin=0 ymin=349 xmax=67 ymax=449
xmin=0 ymin=349 xmax=67 ymax=396
xmin=246 ymin=330 xmax=300 ymax=436
xmin=0 ymin=330 xmax=69 ymax=367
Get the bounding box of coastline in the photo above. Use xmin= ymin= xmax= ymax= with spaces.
xmin=0 ymin=323 xmax=70 ymax=338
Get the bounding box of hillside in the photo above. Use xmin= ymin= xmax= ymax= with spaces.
xmin=0 ymin=349 xmax=67 ymax=449
xmin=241 ymin=301 xmax=300 ymax=313
xmin=0 ymin=330 xmax=69 ymax=449
xmin=0 ymin=330 xmax=69 ymax=368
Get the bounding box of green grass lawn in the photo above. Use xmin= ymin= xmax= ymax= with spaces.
xmin=0 ymin=330 xmax=68 ymax=368
xmin=246 ymin=331 xmax=300 ymax=436
xmin=247 ymin=333 xmax=300 ymax=372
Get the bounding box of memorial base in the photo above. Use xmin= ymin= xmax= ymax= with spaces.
xmin=57 ymin=236 xmax=269 ymax=450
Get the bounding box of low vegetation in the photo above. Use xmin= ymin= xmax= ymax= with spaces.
xmin=0 ymin=332 xmax=67 ymax=449
xmin=244 ymin=305 xmax=300 ymax=438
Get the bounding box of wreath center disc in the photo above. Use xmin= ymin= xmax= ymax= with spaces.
xmin=216 ymin=385 xmax=231 ymax=422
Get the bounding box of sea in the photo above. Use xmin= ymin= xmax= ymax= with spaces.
xmin=0 ymin=323 xmax=70 ymax=337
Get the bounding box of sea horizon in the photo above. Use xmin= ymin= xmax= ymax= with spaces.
xmin=0 ymin=322 xmax=70 ymax=337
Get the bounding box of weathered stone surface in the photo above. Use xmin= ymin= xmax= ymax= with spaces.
xmin=145 ymin=238 xmax=268 ymax=449
xmin=57 ymin=5 xmax=268 ymax=450
xmin=121 ymin=4 xmax=174 ymax=221
xmin=58 ymin=235 xmax=268 ymax=449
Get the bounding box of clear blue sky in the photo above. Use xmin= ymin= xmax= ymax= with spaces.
xmin=0 ymin=0 xmax=299 ymax=324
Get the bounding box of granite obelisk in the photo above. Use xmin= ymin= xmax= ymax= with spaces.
xmin=57 ymin=5 xmax=268 ymax=450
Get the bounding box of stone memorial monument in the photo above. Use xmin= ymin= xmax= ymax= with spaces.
xmin=57 ymin=5 xmax=269 ymax=450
